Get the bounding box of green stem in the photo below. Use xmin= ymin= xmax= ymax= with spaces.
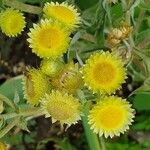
xmin=2 ymin=0 xmax=42 ymax=14
xmin=121 ymin=0 xmax=135 ymax=49
xmin=0 ymin=117 xmax=20 ymax=138
xmin=82 ymin=102 xmax=101 ymax=150
xmin=1 ymin=107 xmax=43 ymax=120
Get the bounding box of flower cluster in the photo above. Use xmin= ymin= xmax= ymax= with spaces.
xmin=23 ymin=2 xmax=83 ymax=127
xmin=21 ymin=1 xmax=135 ymax=138
xmin=81 ymin=51 xmax=135 ymax=138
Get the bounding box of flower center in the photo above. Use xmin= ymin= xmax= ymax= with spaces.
xmin=93 ymin=62 xmax=116 ymax=85
xmin=50 ymin=6 xmax=75 ymax=23
xmin=47 ymin=101 xmax=73 ymax=120
xmin=38 ymin=27 xmax=61 ymax=49
xmin=7 ymin=14 xmax=23 ymax=33
xmin=98 ymin=106 xmax=124 ymax=129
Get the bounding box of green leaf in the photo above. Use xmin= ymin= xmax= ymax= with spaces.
xmin=19 ymin=0 xmax=42 ymax=4
xmin=110 ymin=3 xmax=123 ymax=24
xmin=0 ymin=75 xmax=24 ymax=101
xmin=59 ymin=138 xmax=75 ymax=150
xmin=81 ymin=3 xmax=100 ymax=28
xmin=13 ymin=90 xmax=20 ymax=104
xmin=17 ymin=117 xmax=30 ymax=132
xmin=130 ymin=77 xmax=150 ymax=96
xmin=135 ymin=29 xmax=150 ymax=46
xmin=76 ymin=0 xmax=99 ymax=10
xmin=133 ymin=115 xmax=150 ymax=131
xmin=129 ymin=93 xmax=150 ymax=110
xmin=0 ymin=117 xmax=5 ymax=129
xmin=139 ymin=0 xmax=150 ymax=11
xmin=36 ymin=137 xmax=74 ymax=150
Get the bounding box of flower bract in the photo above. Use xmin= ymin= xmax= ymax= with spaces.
xmin=23 ymin=68 xmax=51 ymax=106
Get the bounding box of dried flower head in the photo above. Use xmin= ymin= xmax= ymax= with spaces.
xmin=107 ymin=23 xmax=132 ymax=47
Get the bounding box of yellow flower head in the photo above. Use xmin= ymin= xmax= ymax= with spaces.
xmin=0 ymin=142 xmax=7 ymax=150
xmin=41 ymin=90 xmax=82 ymax=126
xmin=23 ymin=68 xmax=51 ymax=106
xmin=88 ymin=96 xmax=135 ymax=138
xmin=27 ymin=19 xmax=70 ymax=58
xmin=43 ymin=2 xmax=81 ymax=31
xmin=82 ymin=51 xmax=126 ymax=94
xmin=0 ymin=8 xmax=26 ymax=37
xmin=51 ymin=62 xmax=83 ymax=94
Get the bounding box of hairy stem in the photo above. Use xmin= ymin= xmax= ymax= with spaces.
xmin=1 ymin=107 xmax=43 ymax=120
xmin=3 ymin=0 xmax=42 ymax=14
xmin=0 ymin=117 xmax=20 ymax=138
xmin=82 ymin=102 xmax=101 ymax=150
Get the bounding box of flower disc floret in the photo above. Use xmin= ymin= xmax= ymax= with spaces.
xmin=43 ymin=2 xmax=81 ymax=31
xmin=0 ymin=8 xmax=26 ymax=37
xmin=41 ymin=90 xmax=82 ymax=126
xmin=27 ymin=19 xmax=70 ymax=58
xmin=88 ymin=96 xmax=135 ymax=138
xmin=82 ymin=51 xmax=126 ymax=94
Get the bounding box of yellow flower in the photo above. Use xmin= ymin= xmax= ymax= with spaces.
xmin=0 ymin=142 xmax=7 ymax=150
xmin=88 ymin=96 xmax=135 ymax=138
xmin=51 ymin=62 xmax=83 ymax=94
xmin=27 ymin=19 xmax=70 ymax=58
xmin=43 ymin=2 xmax=81 ymax=31
xmin=41 ymin=90 xmax=82 ymax=126
xmin=0 ymin=8 xmax=26 ymax=37
xmin=23 ymin=68 xmax=51 ymax=106
xmin=82 ymin=51 xmax=126 ymax=94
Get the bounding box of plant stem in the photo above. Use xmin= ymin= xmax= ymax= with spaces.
xmin=0 ymin=117 xmax=20 ymax=138
xmin=82 ymin=102 xmax=101 ymax=150
xmin=1 ymin=107 xmax=43 ymax=120
xmin=121 ymin=0 xmax=135 ymax=49
xmin=2 ymin=0 xmax=42 ymax=14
